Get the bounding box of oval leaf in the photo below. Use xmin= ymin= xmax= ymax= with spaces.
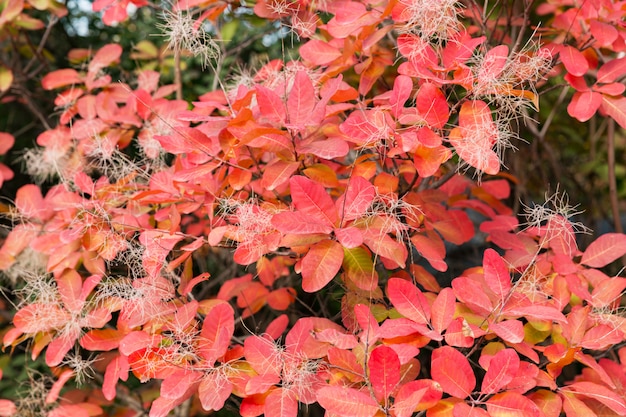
xmin=431 ymin=346 xmax=475 ymax=399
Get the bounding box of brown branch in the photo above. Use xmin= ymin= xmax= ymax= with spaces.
xmin=607 ymin=119 xmax=623 ymax=234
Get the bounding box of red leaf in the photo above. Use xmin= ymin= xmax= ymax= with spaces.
xmin=563 ymin=382 xmax=626 ymax=415
xmin=287 ymin=71 xmax=316 ymax=129
xmin=387 ymin=278 xmax=431 ymax=325
xmin=597 ymin=57 xmax=626 ymax=84
xmin=560 ymin=45 xmax=589 ymax=77
xmin=393 ymin=380 xmax=442 ymax=415
xmin=392 ymin=387 xmax=428 ymax=417
xmin=483 ymin=249 xmax=511 ymax=304
xmin=431 ymin=346 xmax=475 ymax=399
xmin=300 ymin=40 xmax=342 ymax=66
xmin=486 ymin=392 xmax=541 ymax=417
xmin=301 ymin=239 xmax=344 ymax=292
xmin=589 ymin=20 xmax=618 ymax=47
xmin=431 ymin=288 xmax=455 ymax=335
xmin=290 ymin=176 xmax=339 ymax=227
xmin=103 ymin=354 xmax=129 ymax=401
xmin=369 ymin=345 xmax=401 ymax=402
xmin=286 ymin=317 xmax=345 ymax=358
xmin=601 ymin=95 xmax=626 ymax=129
xmin=390 ymin=75 xmax=413 ymax=118
xmin=256 ymin=85 xmax=286 ymax=125
xmin=581 ymin=233 xmax=626 ymax=267
xmin=316 ymin=386 xmax=379 ymax=417
xmin=354 ymin=304 xmax=380 ymax=345
xmin=567 ymin=91 xmax=602 ymax=122
xmin=411 ymin=233 xmax=447 ymax=272
xmin=198 ymin=302 xmax=234 ymax=365
xmin=416 ymin=83 xmax=449 ymax=129
xmin=481 ymin=349 xmax=520 ymax=394
xmin=80 ymin=329 xmax=124 ymax=351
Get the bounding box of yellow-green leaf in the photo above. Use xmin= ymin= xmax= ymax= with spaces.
xmin=0 ymin=65 xmax=12 ymax=93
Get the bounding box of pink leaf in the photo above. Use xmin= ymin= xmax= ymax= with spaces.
xmin=272 ymin=211 xmax=333 ymax=234
xmin=483 ymin=249 xmax=511 ymax=304
xmin=335 ymin=176 xmax=376 ymax=222
xmin=0 ymin=132 xmax=14 ymax=155
xmin=198 ymin=302 xmax=234 ymax=365
xmin=89 ymin=43 xmax=123 ymax=74
xmin=265 ymin=388 xmax=298 ymax=417
xmin=431 ymin=346 xmax=475 ymax=399
xmin=160 ymin=369 xmax=202 ymax=400
xmin=387 ymin=278 xmax=431 ymax=325
xmin=481 ymin=349 xmax=520 ymax=394
xmin=316 ymin=386 xmax=379 ymax=417
xmin=581 ymin=233 xmax=626 ymax=267
xmin=244 ymin=335 xmax=282 ymax=377
xmin=489 ymin=320 xmax=524 ymax=344
xmin=334 ymin=227 xmax=363 ymax=248
xmin=290 ymin=176 xmax=339 ymax=227
xmin=563 ymin=382 xmax=626 ymax=415
xmin=287 ymin=71 xmax=316 ymax=129
xmin=198 ymin=372 xmax=233 ymax=411
xmin=45 ymin=370 xmax=74 ymax=404
xmin=300 ymin=40 xmax=342 ymax=66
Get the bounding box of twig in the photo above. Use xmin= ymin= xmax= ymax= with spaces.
xmin=607 ymin=119 xmax=623 ymax=233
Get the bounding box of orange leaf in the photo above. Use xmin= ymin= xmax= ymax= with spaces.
xmin=301 ymin=239 xmax=344 ymax=292
xmin=486 ymin=391 xmax=542 ymax=417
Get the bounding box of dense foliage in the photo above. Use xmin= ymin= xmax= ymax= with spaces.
xmin=1 ymin=0 xmax=626 ymax=416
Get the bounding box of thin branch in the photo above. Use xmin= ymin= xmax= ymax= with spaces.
xmin=607 ymin=119 xmax=623 ymax=233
